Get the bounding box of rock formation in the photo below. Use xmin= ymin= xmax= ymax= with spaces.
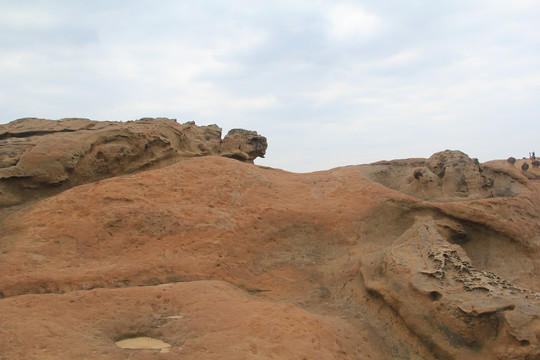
xmin=355 ymin=150 xmax=534 ymax=201
xmin=0 ymin=117 xmax=267 ymax=208
xmin=0 ymin=123 xmax=539 ymax=360
xmin=220 ymin=128 xmax=267 ymax=161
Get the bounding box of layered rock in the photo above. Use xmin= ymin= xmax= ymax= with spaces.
xmin=356 ymin=150 xmax=533 ymax=201
xmin=361 ymin=218 xmax=540 ymax=359
xmin=0 ymin=141 xmax=539 ymax=359
xmin=220 ymin=128 xmax=267 ymax=161
xmin=0 ymin=117 xmax=267 ymax=208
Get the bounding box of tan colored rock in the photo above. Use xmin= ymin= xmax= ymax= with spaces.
xmin=356 ymin=150 xmax=532 ymax=202
xmin=360 ymin=219 xmax=540 ymax=360
xmin=0 ymin=118 xmax=267 ymax=209
xmin=0 ymin=148 xmax=539 ymax=359
xmin=220 ymin=128 xmax=267 ymax=162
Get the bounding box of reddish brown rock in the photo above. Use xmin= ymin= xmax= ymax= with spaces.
xmin=0 ymin=280 xmax=367 ymax=359
xmin=0 ymin=117 xmax=267 ymax=208
xmin=0 ymin=147 xmax=539 ymax=359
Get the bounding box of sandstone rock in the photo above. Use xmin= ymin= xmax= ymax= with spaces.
xmin=427 ymin=150 xmax=493 ymax=195
xmin=355 ymin=150 xmax=532 ymax=202
xmin=0 ymin=146 xmax=539 ymax=359
xmin=0 ymin=280 xmax=362 ymax=359
xmin=0 ymin=118 xmax=267 ymax=208
xmin=360 ymin=219 xmax=540 ymax=360
xmin=220 ymin=128 xmax=267 ymax=162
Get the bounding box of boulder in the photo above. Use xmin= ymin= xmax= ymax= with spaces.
xmin=220 ymin=128 xmax=267 ymax=162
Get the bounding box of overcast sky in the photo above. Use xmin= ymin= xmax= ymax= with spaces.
xmin=1 ymin=0 xmax=539 ymax=172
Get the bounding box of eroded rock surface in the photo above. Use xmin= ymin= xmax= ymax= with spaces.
xmin=220 ymin=128 xmax=267 ymax=162
xmin=0 ymin=117 xmax=267 ymax=208
xmin=0 ymin=143 xmax=539 ymax=359
xmin=1 ymin=281 xmax=363 ymax=359
xmin=361 ymin=219 xmax=540 ymax=360
xmin=357 ymin=150 xmax=534 ymax=202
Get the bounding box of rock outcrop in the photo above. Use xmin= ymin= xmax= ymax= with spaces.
xmin=220 ymin=128 xmax=267 ymax=161
xmin=361 ymin=218 xmax=540 ymax=359
xmin=0 ymin=130 xmax=538 ymax=359
xmin=0 ymin=117 xmax=267 ymax=208
xmin=356 ymin=150 xmax=533 ymax=201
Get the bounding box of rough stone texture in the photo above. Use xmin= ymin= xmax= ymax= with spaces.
xmin=220 ymin=128 xmax=267 ymax=162
xmin=0 ymin=118 xmax=267 ymax=208
xmin=0 ymin=145 xmax=539 ymax=359
xmin=356 ymin=150 xmax=534 ymax=201
xmin=0 ymin=281 xmax=362 ymax=359
xmin=361 ymin=219 xmax=540 ymax=360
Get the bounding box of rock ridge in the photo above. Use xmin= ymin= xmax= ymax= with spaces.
xmin=0 ymin=125 xmax=539 ymax=359
xmin=356 ymin=149 xmax=535 ymax=202
xmin=0 ymin=117 xmax=267 ymax=209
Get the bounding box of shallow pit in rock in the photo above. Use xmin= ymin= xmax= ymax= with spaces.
xmin=115 ymin=336 xmax=171 ymax=353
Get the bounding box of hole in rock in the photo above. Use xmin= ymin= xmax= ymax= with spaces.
xmin=115 ymin=337 xmax=171 ymax=352
xmin=429 ymin=291 xmax=442 ymax=301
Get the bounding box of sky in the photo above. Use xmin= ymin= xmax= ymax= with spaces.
xmin=1 ymin=0 xmax=539 ymax=172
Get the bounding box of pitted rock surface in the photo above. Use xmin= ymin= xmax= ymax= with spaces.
xmin=356 ymin=150 xmax=534 ymax=202
xmin=0 ymin=117 xmax=267 ymax=208
xmin=0 ymin=137 xmax=539 ymax=359
xmin=220 ymin=128 xmax=267 ymax=162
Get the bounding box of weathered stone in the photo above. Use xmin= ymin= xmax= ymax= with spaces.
xmin=220 ymin=128 xmax=267 ymax=163
xmin=0 ymin=140 xmax=539 ymax=360
xmin=0 ymin=117 xmax=267 ymax=208
xmin=355 ymin=150 xmax=534 ymax=202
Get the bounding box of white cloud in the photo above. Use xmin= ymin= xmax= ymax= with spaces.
xmin=304 ymin=82 xmax=356 ymax=105
xmin=1 ymin=1 xmax=539 ymax=172
xmin=0 ymin=6 xmax=56 ymax=29
xmin=328 ymin=3 xmax=381 ymax=40
xmin=381 ymin=50 xmax=421 ymax=65
xmin=0 ymin=53 xmax=26 ymax=70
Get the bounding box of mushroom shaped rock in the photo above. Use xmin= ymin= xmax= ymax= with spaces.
xmin=220 ymin=129 xmax=268 ymax=163
xmin=425 ymin=150 xmax=494 ymax=199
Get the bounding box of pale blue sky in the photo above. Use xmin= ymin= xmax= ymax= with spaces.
xmin=1 ymin=0 xmax=539 ymax=172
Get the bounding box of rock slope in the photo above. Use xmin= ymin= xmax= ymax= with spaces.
xmin=0 ymin=120 xmax=538 ymax=359
xmin=0 ymin=117 xmax=267 ymax=209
